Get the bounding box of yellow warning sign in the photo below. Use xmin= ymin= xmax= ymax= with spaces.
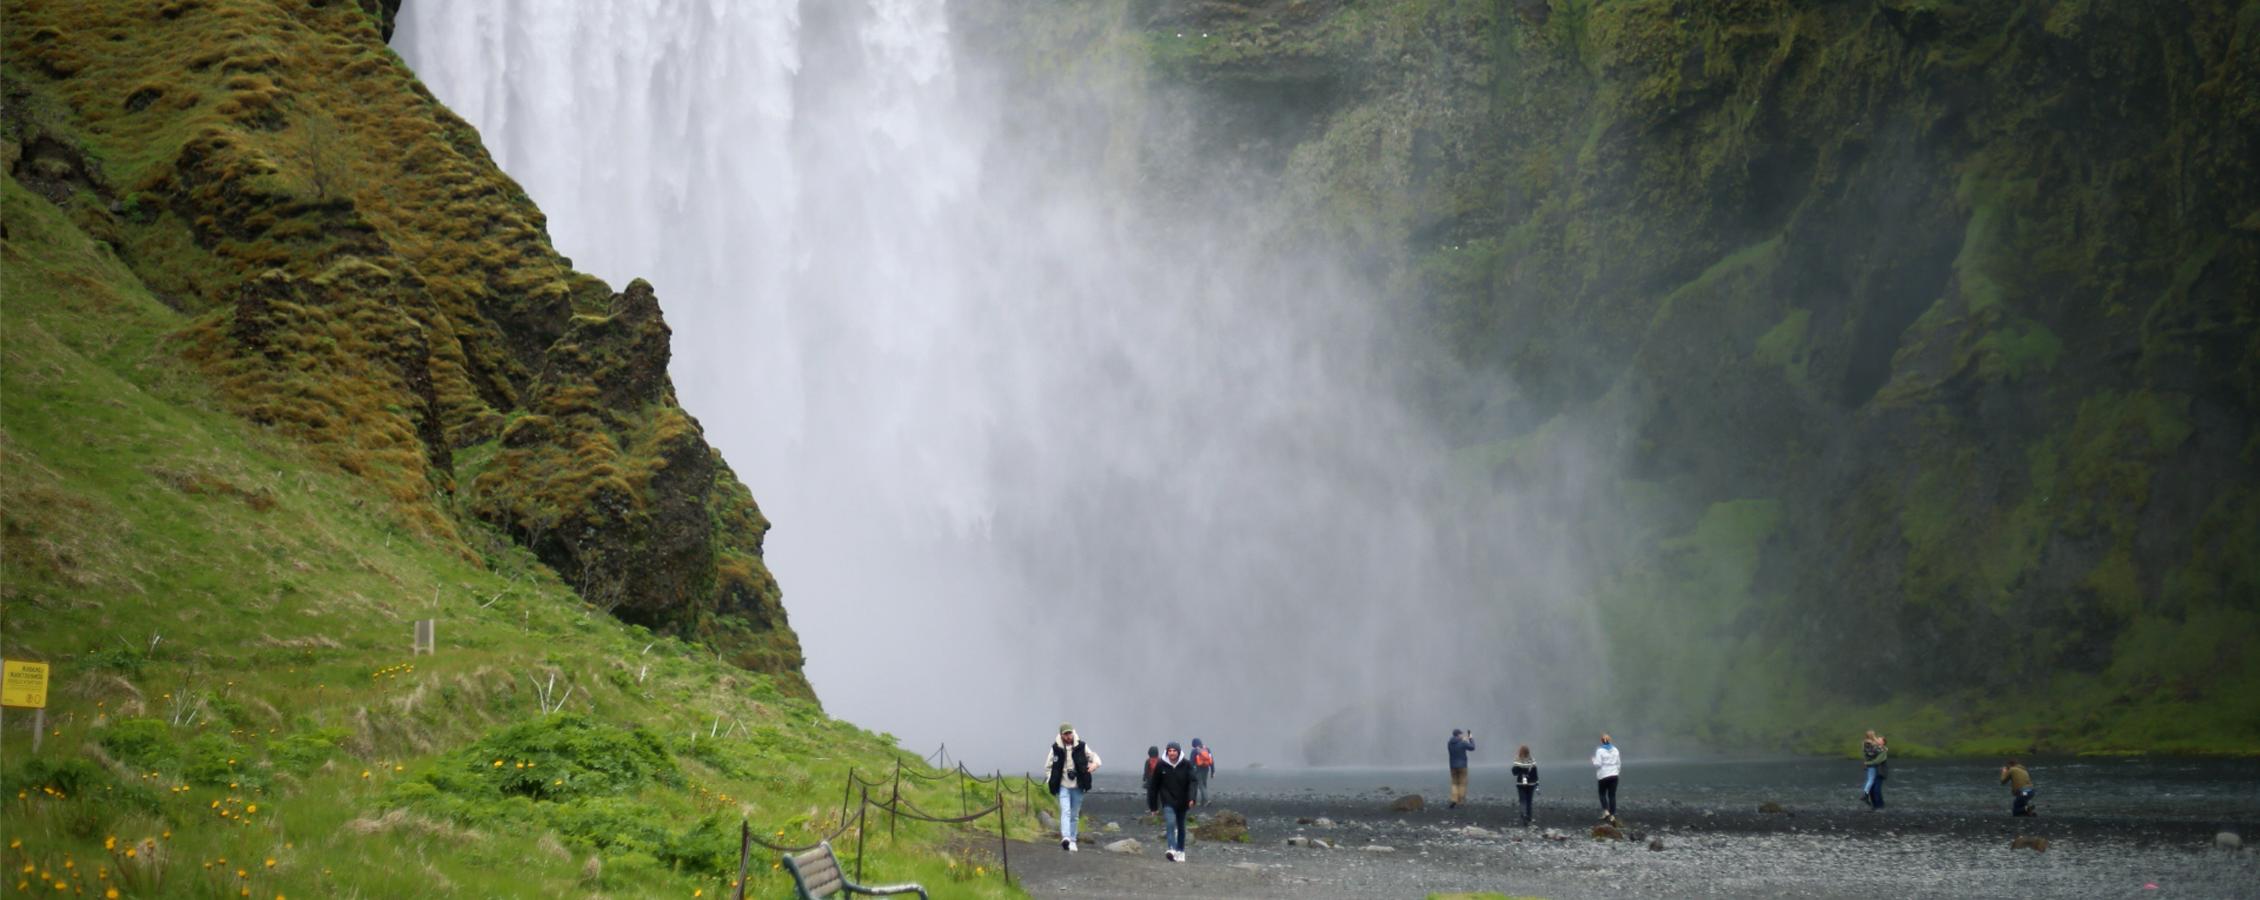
xmin=2 ymin=660 xmax=50 ymax=708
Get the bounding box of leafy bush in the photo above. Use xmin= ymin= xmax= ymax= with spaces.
xmin=268 ymin=727 xmax=351 ymax=773
xmin=435 ymin=714 xmax=679 ymax=801
xmin=181 ymin=733 xmax=252 ymax=787
xmin=596 ymin=850 xmax=661 ymax=891
xmin=97 ymin=718 xmax=176 ymax=767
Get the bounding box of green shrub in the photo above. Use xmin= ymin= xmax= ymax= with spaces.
xmin=97 ymin=718 xmax=176 ymax=767
xmin=268 ymin=727 xmax=351 ymax=773
xmin=180 ymin=733 xmax=252 ymax=787
xmin=440 ymin=714 xmax=679 ymax=802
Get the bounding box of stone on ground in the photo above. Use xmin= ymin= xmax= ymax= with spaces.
xmin=1102 ymin=821 xmax=1121 ymax=833
xmin=1360 ymin=844 xmax=1398 ymax=853
xmin=1104 ymin=838 xmax=1142 ymax=854
xmin=2010 ymin=835 xmax=2050 ymax=852
xmin=1194 ymin=809 xmax=1250 ymax=842
xmin=1758 ymin=801 xmax=1787 ymax=814
xmin=2217 ymin=831 xmax=2242 ymax=850
xmin=1592 ymin=824 xmax=1626 ymax=841
xmin=1391 ymin=794 xmax=1426 ymax=812
xmin=1460 ymin=825 xmax=1495 ymax=838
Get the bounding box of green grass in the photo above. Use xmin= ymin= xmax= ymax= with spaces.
xmin=1 ymin=178 xmax=1033 ymax=897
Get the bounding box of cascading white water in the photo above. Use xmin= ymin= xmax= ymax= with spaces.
xmin=396 ymin=0 xmax=1598 ymax=766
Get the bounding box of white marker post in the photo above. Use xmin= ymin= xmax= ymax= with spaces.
xmin=413 ymin=619 xmax=436 ymax=655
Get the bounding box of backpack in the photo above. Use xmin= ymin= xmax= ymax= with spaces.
xmin=1193 ymin=747 xmax=1213 ymax=768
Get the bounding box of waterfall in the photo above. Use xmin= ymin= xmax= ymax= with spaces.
xmin=395 ymin=0 xmax=1594 ymax=766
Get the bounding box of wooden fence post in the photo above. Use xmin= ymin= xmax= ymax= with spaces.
xmin=734 ymin=819 xmax=751 ymax=900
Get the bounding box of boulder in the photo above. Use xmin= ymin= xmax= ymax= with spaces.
xmin=1036 ymin=810 xmax=1057 ymax=830
xmin=1591 ymin=824 xmax=1626 ymax=841
xmin=1460 ymin=826 xmax=1496 ymax=838
xmin=2217 ymin=831 xmax=2242 ymax=850
xmin=1314 ymin=817 xmax=1336 ymax=828
xmin=1285 ymin=836 xmax=1314 ymax=848
xmin=1647 ymin=837 xmax=1666 ymax=851
xmin=1297 ymin=817 xmax=1315 ymax=825
xmin=1758 ymin=801 xmax=1787 ymax=814
xmin=2010 ymin=835 xmax=2050 ymax=852
xmin=1391 ymin=794 xmax=1426 ymax=812
xmin=1193 ymin=809 xmax=1249 ymax=843
xmin=1104 ymin=838 xmax=1143 ymax=854
xmin=1313 ymin=838 xmax=1333 ymax=849
xmin=1102 ymin=821 xmax=1121 ymax=834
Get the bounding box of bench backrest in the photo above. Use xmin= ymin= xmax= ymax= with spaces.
xmin=786 ymin=843 xmax=845 ymax=898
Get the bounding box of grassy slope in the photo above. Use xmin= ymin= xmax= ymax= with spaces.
xmin=2 ymin=177 xmax=1033 ymax=896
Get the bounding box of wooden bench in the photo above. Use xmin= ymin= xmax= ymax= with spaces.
xmin=782 ymin=841 xmax=927 ymax=900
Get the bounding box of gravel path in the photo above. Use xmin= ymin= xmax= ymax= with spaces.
xmin=1006 ymin=788 xmax=2257 ymax=899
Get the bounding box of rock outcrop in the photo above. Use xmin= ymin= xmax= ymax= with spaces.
xmin=2 ymin=0 xmax=806 ymax=693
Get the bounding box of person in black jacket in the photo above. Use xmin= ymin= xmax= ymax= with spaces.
xmin=1511 ymin=745 xmax=1539 ymax=827
xmin=1147 ymin=741 xmax=1198 ymax=862
xmin=1043 ymin=724 xmax=1101 ymax=851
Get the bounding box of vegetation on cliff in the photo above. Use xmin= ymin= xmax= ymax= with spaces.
xmin=1 ymin=0 xmax=1036 ymax=894
xmin=5 ymin=0 xmax=803 ymax=687
xmin=992 ymin=0 xmax=2260 ymax=754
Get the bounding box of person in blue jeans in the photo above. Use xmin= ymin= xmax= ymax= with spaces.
xmin=1860 ymin=730 xmax=1889 ymax=810
xmin=1043 ymin=724 xmax=1102 ymax=851
xmin=1147 ymin=741 xmax=1198 ymax=862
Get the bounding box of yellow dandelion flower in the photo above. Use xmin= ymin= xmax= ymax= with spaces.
xmin=124 ymin=849 xmax=136 ymax=859
xmin=104 ymin=837 xmax=117 ymax=850
xmin=62 ymin=860 xmax=73 ymax=869
xmin=360 ymin=770 xmax=371 ymax=778
xmin=7 ymin=839 xmax=17 ymax=848
xmin=264 ymin=858 xmax=276 ymax=868
xmin=237 ymin=868 xmax=248 ymax=878
xmin=107 ymin=889 xmax=119 ymax=899
xmin=246 ymin=804 xmax=258 ymax=814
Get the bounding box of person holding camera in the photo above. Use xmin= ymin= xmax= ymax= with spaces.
xmin=1447 ymin=728 xmax=1477 ymax=808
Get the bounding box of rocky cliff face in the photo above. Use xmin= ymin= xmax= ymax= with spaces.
xmin=974 ymin=0 xmax=2258 ymax=750
xmin=3 ymin=0 xmax=806 ymax=694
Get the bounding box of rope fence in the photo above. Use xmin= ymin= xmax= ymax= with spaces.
xmin=733 ymin=758 xmax=1030 ymax=898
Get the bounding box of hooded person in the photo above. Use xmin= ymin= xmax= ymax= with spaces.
xmin=1511 ymin=745 xmax=1540 ymax=826
xmin=1147 ymin=741 xmax=1198 ymax=862
xmin=1191 ymin=738 xmax=1215 ymax=804
xmin=1043 ymin=724 xmax=1101 ymax=851
xmin=1591 ymin=733 xmax=1622 ymax=822
xmin=1143 ymin=745 xmax=1162 ymax=812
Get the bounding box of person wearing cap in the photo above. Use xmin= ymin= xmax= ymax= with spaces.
xmin=1147 ymin=741 xmax=1198 ymax=862
xmin=1043 ymin=723 xmax=1101 ymax=851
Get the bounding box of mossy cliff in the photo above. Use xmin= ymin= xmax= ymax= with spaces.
xmin=974 ymin=0 xmax=2259 ymax=753
xmin=4 ymin=0 xmax=805 ymax=690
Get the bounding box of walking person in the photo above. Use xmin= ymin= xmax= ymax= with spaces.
xmin=1143 ymin=745 xmax=1162 ymax=814
xmin=1043 ymin=724 xmax=1101 ymax=851
xmin=1592 ymin=733 xmax=1621 ymax=822
xmin=1191 ymin=738 xmax=1215 ymax=804
xmin=1147 ymin=741 xmax=1198 ymax=862
xmin=1860 ymin=730 xmax=1890 ymax=809
xmin=1447 ymin=728 xmax=1477 ymax=808
xmin=1511 ymin=745 xmax=1540 ymax=827
xmin=2000 ymin=759 xmax=2038 ymax=817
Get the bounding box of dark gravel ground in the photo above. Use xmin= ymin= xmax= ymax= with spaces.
xmin=1007 ymin=787 xmax=2258 ymax=899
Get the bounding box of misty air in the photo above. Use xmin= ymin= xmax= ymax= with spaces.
xmin=2 ymin=1 xmax=2254 ymax=898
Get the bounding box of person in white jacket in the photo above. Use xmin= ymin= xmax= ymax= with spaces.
xmin=1591 ymin=733 xmax=1622 ymax=822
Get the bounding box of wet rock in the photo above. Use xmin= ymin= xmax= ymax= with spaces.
xmin=1313 ymin=838 xmax=1333 ymax=849
xmin=2010 ymin=835 xmax=2049 ymax=852
xmin=1297 ymin=817 xmax=1315 ymax=825
xmin=1314 ymin=817 xmax=1336 ymax=828
xmin=2218 ymin=831 xmax=2242 ymax=850
xmin=1758 ymin=801 xmax=1787 ymax=814
xmin=1102 ymin=821 xmax=1121 ymax=833
xmin=1036 ymin=810 xmax=1056 ymax=830
xmin=1360 ymin=844 xmax=1398 ymax=853
xmin=1460 ymin=826 xmax=1496 ymax=838
xmin=1648 ymin=837 xmax=1666 ymax=851
xmin=1104 ymin=838 xmax=1142 ymax=854
xmin=1285 ymin=835 xmax=1314 ymax=848
xmin=1543 ymin=829 xmax=1567 ymax=842
xmin=1391 ymin=794 xmax=1426 ymax=812
xmin=1592 ymin=824 xmax=1626 ymax=841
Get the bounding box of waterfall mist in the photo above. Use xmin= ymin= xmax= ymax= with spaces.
xmin=396 ymin=0 xmax=1606 ymax=768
